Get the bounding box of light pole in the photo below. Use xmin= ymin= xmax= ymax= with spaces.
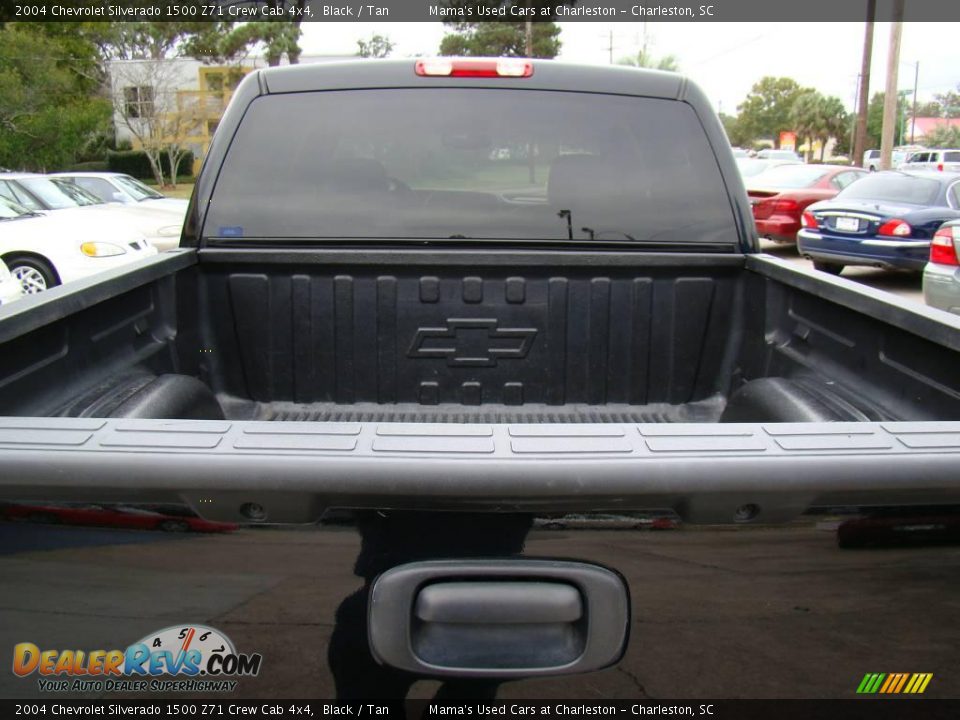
xmin=910 ymin=61 xmax=919 ymax=143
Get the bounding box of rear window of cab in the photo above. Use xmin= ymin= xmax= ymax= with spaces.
xmin=203 ymin=89 xmax=738 ymax=247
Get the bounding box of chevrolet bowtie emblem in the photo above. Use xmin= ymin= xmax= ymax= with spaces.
xmin=409 ymin=319 xmax=537 ymax=367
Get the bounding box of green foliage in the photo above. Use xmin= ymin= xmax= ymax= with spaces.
xmin=922 ymin=125 xmax=960 ymax=149
xmin=736 ymin=77 xmax=807 ymax=148
xmin=107 ymin=149 xmax=194 ymax=181
xmin=932 ymin=86 xmax=960 ymax=119
xmin=866 ymin=92 xmax=908 ymax=148
xmin=617 ymin=50 xmax=679 ymax=72
xmin=65 ymin=160 xmax=110 ymax=172
xmin=357 ymin=34 xmax=394 ymax=58
xmin=915 ymin=100 xmax=943 ymax=118
xmin=789 ymin=92 xmax=847 ymax=161
xmin=718 ymin=112 xmax=751 ymax=148
xmin=0 ymin=25 xmax=111 ymax=171
xmin=439 ymin=4 xmax=565 ymax=59
xmin=180 ymin=20 xmax=304 ymax=66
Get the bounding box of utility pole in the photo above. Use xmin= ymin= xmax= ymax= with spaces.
xmin=852 ymin=0 xmax=875 ymax=168
xmin=910 ymin=61 xmax=919 ymax=143
xmin=880 ymin=0 xmax=904 ymax=171
xmin=525 ymin=20 xmax=533 ymax=57
xmin=849 ymin=74 xmax=861 ymax=161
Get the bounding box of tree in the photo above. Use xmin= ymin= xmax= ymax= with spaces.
xmin=923 ymin=124 xmax=960 ymax=149
xmin=817 ymin=96 xmax=849 ymax=161
xmin=438 ymin=3 xmax=570 ymax=58
xmin=718 ymin=112 xmax=751 ymax=148
xmin=617 ymin=49 xmax=679 ymax=72
xmin=111 ymin=59 xmax=202 ymax=187
xmin=0 ymin=25 xmax=110 ymax=171
xmin=789 ymin=90 xmax=822 ymax=162
xmin=736 ymin=77 xmax=807 ymax=148
xmin=932 ymin=86 xmax=960 ymax=119
xmin=915 ymin=100 xmax=943 ymax=118
xmin=180 ymin=20 xmax=304 ymax=66
xmin=357 ymin=34 xmax=394 ymax=58
xmin=440 ymin=21 xmax=561 ymax=58
xmin=866 ymin=91 xmax=908 ymax=149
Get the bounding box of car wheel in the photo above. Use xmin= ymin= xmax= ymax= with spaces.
xmin=159 ymin=520 xmax=190 ymax=533
xmin=4 ymin=255 xmax=59 ymax=294
xmin=813 ymin=261 xmax=844 ymax=276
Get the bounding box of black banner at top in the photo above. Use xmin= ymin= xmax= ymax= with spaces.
xmin=2 ymin=0 xmax=959 ymax=23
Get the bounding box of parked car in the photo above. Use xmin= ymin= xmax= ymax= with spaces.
xmin=899 ymin=148 xmax=960 ymax=173
xmin=0 ymin=173 xmax=184 ymax=251
xmin=535 ymin=513 xmax=680 ymax=531
xmin=0 ymin=501 xmax=238 ymax=533
xmin=863 ymin=147 xmax=921 ymax=171
xmin=923 ymin=219 xmax=960 ymax=314
xmin=756 ymin=148 xmax=803 ymax=162
xmin=798 ymin=170 xmax=960 ymax=274
xmin=0 ymin=195 xmax=156 ymax=294
xmin=730 ymin=147 xmax=750 ymax=158
xmin=735 ymin=157 xmax=801 ymax=179
xmin=747 ymin=164 xmax=868 ymax=243
xmin=51 ymin=171 xmax=189 ymax=214
xmin=0 ymin=258 xmax=24 ymax=306
xmin=837 ymin=508 xmax=960 ymax=549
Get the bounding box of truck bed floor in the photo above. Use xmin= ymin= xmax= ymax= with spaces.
xmin=220 ymin=397 xmax=727 ymax=424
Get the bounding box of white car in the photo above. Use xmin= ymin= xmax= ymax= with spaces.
xmin=51 ymin=172 xmax=189 ymax=214
xmin=0 ymin=196 xmax=157 ymax=294
xmin=0 ymin=173 xmax=184 ymax=251
xmin=0 ymin=258 xmax=24 ymax=306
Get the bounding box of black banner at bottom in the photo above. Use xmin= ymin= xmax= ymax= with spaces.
xmin=3 ymin=700 xmax=959 ymax=720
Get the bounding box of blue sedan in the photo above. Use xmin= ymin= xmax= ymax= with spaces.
xmin=797 ymin=171 xmax=960 ymax=274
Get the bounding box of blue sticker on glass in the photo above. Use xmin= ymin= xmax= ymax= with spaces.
xmin=219 ymin=226 xmax=244 ymax=237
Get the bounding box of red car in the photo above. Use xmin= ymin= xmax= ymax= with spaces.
xmin=747 ymin=164 xmax=868 ymax=243
xmin=0 ymin=502 xmax=238 ymax=533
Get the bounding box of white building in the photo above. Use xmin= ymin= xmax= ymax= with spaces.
xmin=109 ymin=55 xmax=353 ymax=174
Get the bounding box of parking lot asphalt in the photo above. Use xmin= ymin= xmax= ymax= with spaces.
xmin=759 ymin=240 xmax=926 ymax=307
xmin=2 ymin=522 xmax=958 ymax=700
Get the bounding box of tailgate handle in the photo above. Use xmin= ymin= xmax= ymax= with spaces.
xmin=415 ymin=582 xmax=582 ymax=624
xmin=368 ymin=560 xmax=629 ymax=677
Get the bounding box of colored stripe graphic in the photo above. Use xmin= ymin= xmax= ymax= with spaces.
xmin=892 ymin=673 xmax=909 ymax=693
xmin=857 ymin=673 xmax=933 ymax=694
xmin=856 ymin=674 xmax=874 ymax=694
xmin=868 ymin=673 xmax=886 ymax=693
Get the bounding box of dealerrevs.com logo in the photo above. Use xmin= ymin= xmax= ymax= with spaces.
xmin=13 ymin=625 xmax=262 ymax=693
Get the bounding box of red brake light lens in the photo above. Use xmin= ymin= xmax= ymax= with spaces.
xmin=771 ymin=198 xmax=800 ymax=213
xmin=877 ymin=219 xmax=912 ymax=237
xmin=415 ymin=58 xmax=534 ymax=78
xmin=801 ymin=211 xmax=818 ymax=229
xmin=930 ymin=227 xmax=959 ymax=266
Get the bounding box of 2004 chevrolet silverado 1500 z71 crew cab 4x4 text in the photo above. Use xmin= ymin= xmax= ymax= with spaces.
xmin=1 ymin=59 xmax=959 ymax=699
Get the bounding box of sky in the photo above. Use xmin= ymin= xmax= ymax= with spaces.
xmin=297 ymin=21 xmax=960 ymax=114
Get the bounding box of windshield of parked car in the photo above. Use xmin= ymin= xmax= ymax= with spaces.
xmin=17 ymin=177 xmax=100 ymax=209
xmin=0 ymin=196 xmax=38 ymax=220
xmin=836 ymin=174 xmax=942 ymax=205
xmin=114 ymin=175 xmax=166 ymax=201
xmin=205 ymin=89 xmax=738 ymax=247
xmin=737 ymin=158 xmax=797 ymax=177
xmin=747 ymin=164 xmax=831 ymax=188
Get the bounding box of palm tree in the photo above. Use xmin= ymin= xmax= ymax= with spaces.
xmin=789 ymin=90 xmax=822 ymax=161
xmin=617 ymin=50 xmax=680 ymax=72
xmin=818 ymin=96 xmax=849 ymax=161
